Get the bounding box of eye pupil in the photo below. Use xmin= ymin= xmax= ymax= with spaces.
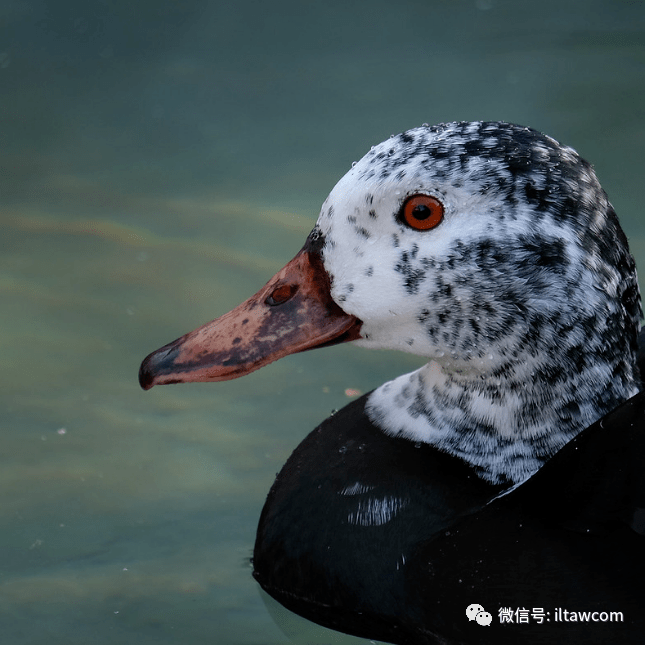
xmin=412 ymin=205 xmax=431 ymax=220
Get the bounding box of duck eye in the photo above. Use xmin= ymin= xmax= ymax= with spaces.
xmin=400 ymin=194 xmax=444 ymax=231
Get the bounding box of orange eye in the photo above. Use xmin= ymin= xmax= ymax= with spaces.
xmin=400 ymin=194 xmax=444 ymax=231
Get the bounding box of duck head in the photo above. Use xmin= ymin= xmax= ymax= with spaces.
xmin=140 ymin=121 xmax=642 ymax=484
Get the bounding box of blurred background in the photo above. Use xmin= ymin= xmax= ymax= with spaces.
xmin=2 ymin=1 xmax=644 ymax=643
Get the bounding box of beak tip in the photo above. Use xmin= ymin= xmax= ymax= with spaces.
xmin=138 ymin=356 xmax=156 ymax=390
xmin=139 ymin=343 xmax=177 ymax=390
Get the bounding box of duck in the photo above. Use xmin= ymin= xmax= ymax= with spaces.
xmin=139 ymin=121 xmax=645 ymax=645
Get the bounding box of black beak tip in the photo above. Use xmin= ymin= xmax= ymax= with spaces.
xmin=138 ymin=341 xmax=183 ymax=390
xmin=138 ymin=355 xmax=156 ymax=390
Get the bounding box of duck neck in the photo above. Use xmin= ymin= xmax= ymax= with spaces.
xmin=365 ymin=351 xmax=640 ymax=485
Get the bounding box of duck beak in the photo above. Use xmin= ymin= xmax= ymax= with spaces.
xmin=139 ymin=232 xmax=362 ymax=390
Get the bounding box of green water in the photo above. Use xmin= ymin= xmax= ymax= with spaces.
xmin=2 ymin=1 xmax=645 ymax=643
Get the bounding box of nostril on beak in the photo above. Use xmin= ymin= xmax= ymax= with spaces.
xmin=265 ymin=284 xmax=298 ymax=306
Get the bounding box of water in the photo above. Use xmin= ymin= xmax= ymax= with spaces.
xmin=2 ymin=1 xmax=645 ymax=643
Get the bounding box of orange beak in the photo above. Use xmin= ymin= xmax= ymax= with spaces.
xmin=139 ymin=232 xmax=362 ymax=390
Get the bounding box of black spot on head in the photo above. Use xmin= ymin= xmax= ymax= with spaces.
xmin=437 ymin=279 xmax=452 ymax=298
xmin=463 ymin=137 xmax=487 ymax=158
xmin=304 ymin=226 xmax=325 ymax=253
xmin=369 ymin=209 xmax=377 ymax=219
xmin=418 ymin=308 xmax=430 ymax=323
xmin=518 ymin=234 xmax=569 ymax=273
xmin=524 ymin=181 xmax=551 ymax=212
xmin=395 ymin=249 xmax=426 ymax=295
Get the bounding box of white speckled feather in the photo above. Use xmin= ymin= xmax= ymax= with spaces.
xmin=314 ymin=121 xmax=641 ymax=484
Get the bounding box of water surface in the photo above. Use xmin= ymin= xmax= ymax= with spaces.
xmin=2 ymin=1 xmax=645 ymax=643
